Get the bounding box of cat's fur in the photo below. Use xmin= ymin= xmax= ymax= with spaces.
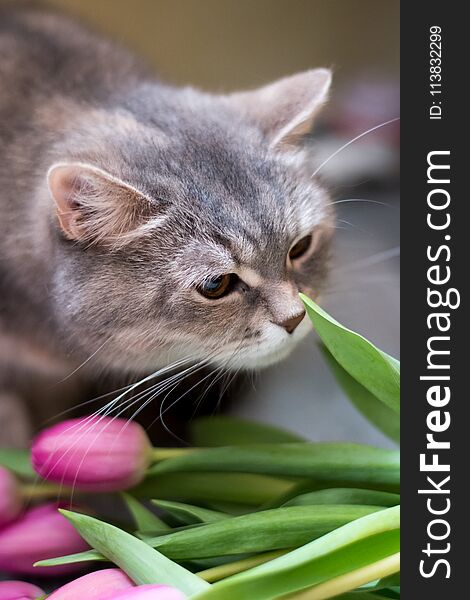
xmin=0 ymin=3 xmax=334 ymax=446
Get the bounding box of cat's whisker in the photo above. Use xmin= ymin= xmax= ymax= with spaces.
xmin=191 ymin=365 xmax=220 ymax=420
xmin=114 ymin=360 xmax=210 ymax=424
xmin=188 ymin=335 xmax=247 ymax=422
xmin=336 ymin=218 xmax=358 ymax=230
xmin=248 ymin=369 xmax=259 ymax=393
xmin=311 ymin=117 xmax=400 ymax=179
xmin=191 ymin=363 xmax=228 ymax=419
xmin=97 ymin=357 xmax=216 ymax=455
xmin=211 ymin=360 xmax=244 ymax=417
xmin=331 ymin=224 xmax=352 ymax=232
xmin=64 ymin=381 xmax=206 ymax=503
xmin=220 ymin=363 xmax=242 ymax=399
xmin=131 ymin=354 xmax=219 ymax=430
xmin=40 ymin=379 xmax=143 ymax=424
xmin=154 ymin=339 xmax=242 ymax=441
xmin=66 ymin=356 xmax=216 ymax=501
xmin=28 ymin=357 xmax=196 ymax=500
xmin=328 ymin=198 xmax=391 ymax=208
xmin=41 ymin=370 xmax=145 ymax=425
xmin=158 ymin=367 xmax=223 ymax=443
xmin=143 ymin=368 xmax=214 ymax=438
xmin=202 ymin=338 xmax=246 ymax=401
xmin=335 ymin=246 xmax=400 ymax=273
xmin=55 ymin=338 xmax=111 ymax=384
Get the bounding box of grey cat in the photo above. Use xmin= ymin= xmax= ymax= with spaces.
xmin=0 ymin=3 xmax=334 ymax=447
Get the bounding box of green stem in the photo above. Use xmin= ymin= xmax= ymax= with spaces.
xmin=20 ymin=482 xmax=79 ymax=499
xmin=150 ymin=447 xmax=198 ymax=462
xmin=196 ymin=550 xmax=288 ymax=582
xmin=285 ymin=552 xmax=400 ymax=599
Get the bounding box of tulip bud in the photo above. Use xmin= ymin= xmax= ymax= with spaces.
xmin=0 ymin=503 xmax=89 ymax=576
xmin=48 ymin=568 xmax=134 ymax=599
xmin=0 ymin=467 xmax=22 ymax=528
xmin=0 ymin=580 xmax=44 ymax=600
xmin=31 ymin=417 xmax=152 ymax=492
xmin=110 ymin=586 xmax=186 ymax=599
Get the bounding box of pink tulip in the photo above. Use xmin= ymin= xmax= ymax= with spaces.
xmin=0 ymin=467 xmax=22 ymax=528
xmin=48 ymin=569 xmax=134 ymax=599
xmin=109 ymin=586 xmax=186 ymax=599
xmin=0 ymin=503 xmax=89 ymax=576
xmin=0 ymin=580 xmax=44 ymax=600
xmin=31 ymin=417 xmax=152 ymax=492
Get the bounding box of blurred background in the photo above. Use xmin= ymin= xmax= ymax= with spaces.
xmin=47 ymin=0 xmax=400 ymax=448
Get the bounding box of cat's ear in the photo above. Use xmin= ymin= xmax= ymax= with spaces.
xmin=229 ymin=68 xmax=331 ymax=149
xmin=47 ymin=163 xmax=158 ymax=248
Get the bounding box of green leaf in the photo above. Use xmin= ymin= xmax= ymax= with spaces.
xmin=121 ymin=493 xmax=171 ymax=533
xmin=196 ymin=551 xmax=287 ymax=583
xmin=285 ymin=552 xmax=400 ymax=599
xmin=360 ymin=571 xmax=400 ymax=592
xmin=36 ymin=549 xmax=104 ymax=567
xmin=322 ymin=346 xmax=400 ymax=443
xmin=263 ymin=477 xmax=401 ymax=511
xmin=57 ymin=510 xmax=209 ymax=595
xmin=190 ymin=416 xmax=305 ymax=446
xmin=204 ymin=502 xmax=253 ymax=516
xmin=300 ymin=295 xmax=400 ymax=414
xmin=36 ymin=549 xmax=243 ymax=572
xmin=311 ymin=589 xmax=399 ymax=600
xmin=153 ymin=499 xmax=230 ymax=525
xmin=141 ymin=505 xmax=382 ymax=560
xmin=376 ymin=573 xmax=400 ymax=589
xmin=148 ymin=443 xmax=400 ymax=491
xmin=0 ymin=448 xmax=34 ymax=478
xmin=373 ymin=588 xmax=400 ymax=599
xmin=189 ymin=506 xmax=400 ymax=599
xmin=132 ymin=472 xmax=297 ymax=505
xmin=35 ymin=506 xmax=381 ymax=570
xmin=283 ymin=488 xmax=400 ymax=508
xmin=330 ymin=595 xmax=398 ymax=600
xmin=264 ymin=478 xmax=400 ymax=511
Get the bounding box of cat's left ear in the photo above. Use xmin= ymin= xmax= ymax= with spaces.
xmin=228 ymin=68 xmax=331 ymax=149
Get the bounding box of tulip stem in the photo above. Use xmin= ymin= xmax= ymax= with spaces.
xmin=196 ymin=549 xmax=288 ymax=582
xmin=20 ymin=482 xmax=78 ymax=499
xmin=150 ymin=447 xmax=197 ymax=462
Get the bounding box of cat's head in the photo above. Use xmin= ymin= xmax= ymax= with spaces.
xmin=46 ymin=69 xmax=334 ymax=373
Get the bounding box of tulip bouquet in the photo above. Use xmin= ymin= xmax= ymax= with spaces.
xmin=0 ymin=296 xmax=400 ymax=599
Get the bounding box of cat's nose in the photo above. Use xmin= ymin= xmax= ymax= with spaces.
xmin=280 ymin=310 xmax=306 ymax=334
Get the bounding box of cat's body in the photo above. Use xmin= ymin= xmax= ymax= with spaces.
xmin=0 ymin=4 xmax=334 ymax=446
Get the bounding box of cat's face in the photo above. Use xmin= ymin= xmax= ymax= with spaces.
xmin=46 ymin=69 xmax=334 ymax=373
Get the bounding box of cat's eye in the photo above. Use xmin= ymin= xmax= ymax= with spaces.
xmin=289 ymin=235 xmax=312 ymax=261
xmin=198 ymin=274 xmax=237 ymax=299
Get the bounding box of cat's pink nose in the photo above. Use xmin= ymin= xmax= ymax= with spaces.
xmin=280 ymin=310 xmax=306 ymax=334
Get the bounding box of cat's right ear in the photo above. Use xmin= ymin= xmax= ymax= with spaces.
xmin=47 ymin=163 xmax=158 ymax=248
